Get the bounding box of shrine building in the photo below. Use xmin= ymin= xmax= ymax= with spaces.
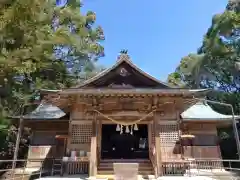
xmin=10 ymin=54 xmax=240 ymax=178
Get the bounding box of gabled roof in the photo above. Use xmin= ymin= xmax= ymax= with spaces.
xmin=181 ymin=101 xmax=240 ymax=121
xmin=75 ymin=54 xmax=173 ymax=88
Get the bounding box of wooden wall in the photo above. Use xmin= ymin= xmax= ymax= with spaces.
xmin=25 ymin=111 xmax=223 ymax=161
xmin=25 ymin=120 xmax=69 ymax=132
xmin=25 ymin=120 xmax=69 ymax=159
xmin=182 ymin=122 xmax=222 ymax=159
xmin=68 ymin=103 xmax=93 ymax=153
xmin=154 ymin=116 xmax=222 ymax=165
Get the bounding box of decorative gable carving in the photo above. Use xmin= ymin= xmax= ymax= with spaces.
xmin=118 ymin=67 xmax=130 ymax=77
xmin=108 ymin=83 xmax=134 ymax=89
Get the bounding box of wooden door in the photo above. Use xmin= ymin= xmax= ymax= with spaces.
xmin=55 ymin=138 xmax=66 ymax=158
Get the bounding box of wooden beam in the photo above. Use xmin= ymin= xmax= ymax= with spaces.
xmin=101 ymin=120 xmax=152 ymax=124
xmin=154 ymin=112 xmax=162 ymax=177
xmin=70 ymin=120 xmax=92 ymax=125
xmin=96 ymin=111 xmax=151 ymax=117
xmin=176 ymin=109 xmax=183 ymax=159
xmin=89 ymin=113 xmax=97 ymax=177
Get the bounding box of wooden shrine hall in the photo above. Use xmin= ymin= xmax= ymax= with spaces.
xmin=11 ymin=54 xmax=240 ymax=178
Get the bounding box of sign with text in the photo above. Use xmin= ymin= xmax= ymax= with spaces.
xmin=28 ymin=146 xmax=52 ymax=159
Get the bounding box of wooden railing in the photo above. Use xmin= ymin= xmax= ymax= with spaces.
xmin=161 ymin=159 xmax=240 ymax=178
xmin=66 ymin=158 xmax=89 ymax=175
xmin=1 ymin=158 xmax=240 ymax=179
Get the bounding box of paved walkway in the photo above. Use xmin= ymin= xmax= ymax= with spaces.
xmin=158 ymin=176 xmax=237 ymax=180
xmin=37 ymin=175 xmax=217 ymax=180
xmin=37 ymin=174 xmax=88 ymax=179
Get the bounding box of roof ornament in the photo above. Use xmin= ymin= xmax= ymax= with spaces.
xmin=117 ymin=49 xmax=130 ymax=62
xmin=120 ymin=49 xmax=128 ymax=54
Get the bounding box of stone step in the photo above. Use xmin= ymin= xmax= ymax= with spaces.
xmin=98 ymin=164 xmax=153 ymax=168
xmin=96 ymin=174 xmax=155 ymax=180
xmin=97 ymin=170 xmax=154 ymax=175
xmin=98 ymin=168 xmax=153 ymax=172
xmin=98 ymin=164 xmax=153 ymax=171
xmin=99 ymin=161 xmax=152 ymax=165
xmin=99 ymin=161 xmax=151 ymax=163
xmin=98 ymin=163 xmax=152 ymax=168
xmin=100 ymin=159 xmax=151 ymax=163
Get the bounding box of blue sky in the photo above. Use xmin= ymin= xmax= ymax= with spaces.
xmin=81 ymin=0 xmax=228 ymax=81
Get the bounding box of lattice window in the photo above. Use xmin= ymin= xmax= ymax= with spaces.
xmin=158 ymin=123 xmax=181 ymax=160
xmin=71 ymin=124 xmax=92 ymax=144
xmin=159 ymin=124 xmax=179 ymax=145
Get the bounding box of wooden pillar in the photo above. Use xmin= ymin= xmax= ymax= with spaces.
xmin=97 ymin=119 xmax=102 ymax=155
xmin=154 ymin=112 xmax=162 ymax=177
xmin=89 ymin=113 xmax=97 ymax=177
xmin=176 ymin=109 xmax=183 ymax=159
xmin=11 ymin=117 xmax=23 ymax=178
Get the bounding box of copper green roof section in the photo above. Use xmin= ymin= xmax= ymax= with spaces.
xmin=181 ymin=101 xmax=240 ymax=120
xmin=21 ymin=104 xmax=66 ymax=119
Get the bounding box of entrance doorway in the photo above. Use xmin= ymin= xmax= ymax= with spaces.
xmin=101 ymin=124 xmax=149 ymax=159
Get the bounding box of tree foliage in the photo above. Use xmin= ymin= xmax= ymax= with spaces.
xmin=0 ymin=0 xmax=105 ymax=118
xmin=0 ymin=0 xmax=105 ymax=164
xmin=167 ymin=0 xmax=240 ymax=114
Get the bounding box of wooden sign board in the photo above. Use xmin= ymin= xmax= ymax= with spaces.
xmin=28 ymin=146 xmax=52 ymax=159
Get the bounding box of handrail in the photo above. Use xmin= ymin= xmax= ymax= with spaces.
xmin=161 ymin=159 xmax=240 ymax=178
xmin=0 ymin=157 xmax=89 ymax=179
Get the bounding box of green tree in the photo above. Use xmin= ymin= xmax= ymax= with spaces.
xmin=0 ymin=0 xmax=105 ymax=163
xmin=167 ymin=0 xmax=240 ymax=114
xmin=0 ymin=0 xmax=105 ymax=117
xmin=167 ymin=1 xmax=240 ymax=160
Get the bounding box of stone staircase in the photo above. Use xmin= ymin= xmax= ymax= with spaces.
xmin=97 ymin=159 xmax=155 ymax=180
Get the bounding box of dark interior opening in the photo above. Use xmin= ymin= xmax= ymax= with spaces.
xmin=101 ymin=124 xmax=149 ymax=159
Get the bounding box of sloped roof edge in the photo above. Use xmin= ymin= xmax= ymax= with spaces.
xmin=58 ymin=88 xmax=209 ymax=95
xmin=74 ymin=54 xmax=173 ymax=88
xmin=22 ymin=103 xmax=66 ymax=119
xmin=11 ymin=98 xmax=239 ymax=121
xmin=181 ymin=101 xmax=240 ymax=121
